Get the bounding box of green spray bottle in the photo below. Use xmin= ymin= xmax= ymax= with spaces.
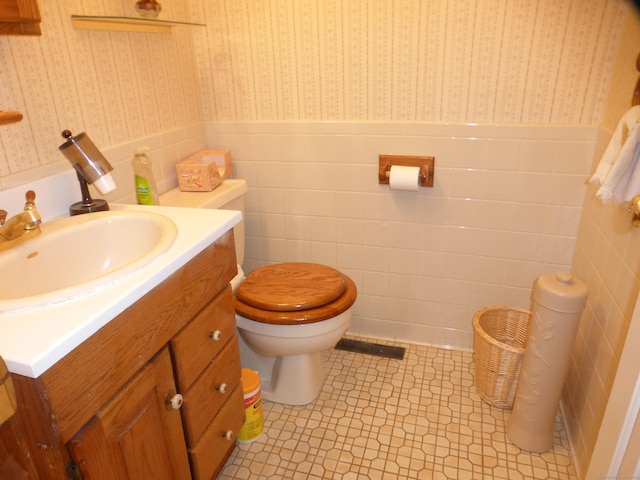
xmin=131 ymin=146 xmax=159 ymax=205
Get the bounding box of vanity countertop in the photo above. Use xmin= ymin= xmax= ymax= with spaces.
xmin=0 ymin=203 xmax=241 ymax=378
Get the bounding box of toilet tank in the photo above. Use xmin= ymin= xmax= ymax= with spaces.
xmin=159 ymin=179 xmax=248 ymax=265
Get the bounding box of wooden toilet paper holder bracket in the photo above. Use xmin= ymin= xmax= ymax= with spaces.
xmin=378 ymin=155 xmax=435 ymax=187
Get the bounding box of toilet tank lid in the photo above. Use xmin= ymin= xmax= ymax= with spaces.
xmin=159 ymin=179 xmax=248 ymax=209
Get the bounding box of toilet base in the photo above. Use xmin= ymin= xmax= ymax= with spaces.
xmin=237 ymin=334 xmax=326 ymax=405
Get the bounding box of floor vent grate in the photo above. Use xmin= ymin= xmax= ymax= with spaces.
xmin=335 ymin=338 xmax=405 ymax=360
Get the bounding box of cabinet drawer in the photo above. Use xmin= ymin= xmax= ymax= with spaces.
xmin=189 ymin=384 xmax=245 ymax=480
xmin=182 ymin=337 xmax=241 ymax=446
xmin=171 ymin=285 xmax=236 ymax=391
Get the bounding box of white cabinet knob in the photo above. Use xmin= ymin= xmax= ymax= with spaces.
xmin=223 ymin=430 xmax=234 ymax=441
xmin=217 ymin=383 xmax=228 ymax=394
xmin=209 ymin=330 xmax=222 ymax=341
xmin=166 ymin=392 xmax=183 ymax=410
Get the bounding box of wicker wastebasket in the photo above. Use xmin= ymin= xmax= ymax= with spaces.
xmin=472 ymin=305 xmax=531 ymax=409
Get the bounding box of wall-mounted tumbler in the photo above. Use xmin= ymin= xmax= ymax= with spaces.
xmin=58 ymin=130 xmax=116 ymax=216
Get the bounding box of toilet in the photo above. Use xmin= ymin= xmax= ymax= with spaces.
xmin=160 ymin=179 xmax=357 ymax=405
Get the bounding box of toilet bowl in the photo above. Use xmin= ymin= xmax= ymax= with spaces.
xmin=235 ymin=262 xmax=356 ymax=405
xmin=160 ymin=180 xmax=358 ymax=405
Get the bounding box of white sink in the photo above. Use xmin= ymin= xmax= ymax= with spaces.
xmin=0 ymin=210 xmax=177 ymax=312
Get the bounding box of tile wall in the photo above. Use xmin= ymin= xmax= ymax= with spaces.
xmin=562 ymin=8 xmax=640 ymax=475
xmin=565 ymin=170 xmax=640 ymax=473
xmin=564 ymin=134 xmax=640 ymax=475
xmin=207 ymin=121 xmax=596 ymax=350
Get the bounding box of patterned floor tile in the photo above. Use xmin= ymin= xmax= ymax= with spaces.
xmin=219 ymin=337 xmax=576 ymax=480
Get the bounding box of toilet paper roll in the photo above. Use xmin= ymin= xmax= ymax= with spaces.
xmin=389 ymin=165 xmax=420 ymax=191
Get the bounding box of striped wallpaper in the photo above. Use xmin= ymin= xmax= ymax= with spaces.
xmin=194 ymin=0 xmax=628 ymax=123
xmin=0 ymin=0 xmax=632 ymax=181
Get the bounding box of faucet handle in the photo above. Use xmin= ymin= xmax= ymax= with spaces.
xmin=25 ymin=190 xmax=36 ymax=207
xmin=0 ymin=210 xmax=6 ymax=226
xmin=22 ymin=191 xmax=41 ymax=230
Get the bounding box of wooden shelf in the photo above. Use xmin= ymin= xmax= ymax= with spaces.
xmin=71 ymin=15 xmax=205 ymax=34
xmin=0 ymin=0 xmax=42 ymax=36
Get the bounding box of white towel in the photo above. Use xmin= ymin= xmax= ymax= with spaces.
xmin=590 ymin=105 xmax=640 ymax=204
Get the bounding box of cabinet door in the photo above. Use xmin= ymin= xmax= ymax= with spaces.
xmin=67 ymin=348 xmax=191 ymax=480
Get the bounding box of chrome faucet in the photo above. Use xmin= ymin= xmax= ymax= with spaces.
xmin=0 ymin=190 xmax=42 ymax=250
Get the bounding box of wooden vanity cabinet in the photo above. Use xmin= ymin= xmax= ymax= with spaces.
xmin=7 ymin=230 xmax=245 ymax=479
xmin=0 ymin=355 xmax=38 ymax=479
xmin=171 ymin=280 xmax=246 ymax=480
xmin=67 ymin=347 xmax=191 ymax=480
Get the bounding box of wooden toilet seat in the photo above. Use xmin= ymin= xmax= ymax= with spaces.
xmin=234 ymin=263 xmax=357 ymax=325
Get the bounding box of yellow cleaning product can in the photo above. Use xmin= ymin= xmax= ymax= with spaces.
xmin=238 ymin=368 xmax=264 ymax=443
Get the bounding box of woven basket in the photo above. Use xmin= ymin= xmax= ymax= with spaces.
xmin=472 ymin=305 xmax=531 ymax=409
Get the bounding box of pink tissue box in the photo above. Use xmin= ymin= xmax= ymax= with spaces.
xmin=176 ymin=150 xmax=232 ymax=192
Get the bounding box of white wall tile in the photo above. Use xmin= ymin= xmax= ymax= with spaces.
xmin=416 ymin=251 xmax=447 ymax=278
xmin=481 ymin=171 xmax=518 ymax=201
xmin=220 ymin=122 xmax=597 ymax=355
xmin=262 ymin=238 xmax=288 ymax=263
xmin=486 ymin=139 xmax=521 ymax=170
xmin=471 ymin=283 xmax=506 ymax=309
xmin=388 ymin=249 xmax=419 ymax=276
xmin=514 ymin=172 xmax=552 ymax=203
xmin=309 ymin=217 xmax=336 ymax=243
xmin=337 ymin=244 xmax=363 ymax=270
xmin=443 ymin=254 xmax=476 ymax=282
xmin=541 ymin=206 xmax=583 ymax=236
xmin=260 ymin=213 xmax=286 ymax=239
xmin=284 ymin=215 xmax=310 ymax=241
xmin=474 ymin=257 xmax=508 ymax=285
xmin=256 ymin=188 xmax=284 ymax=214
xmin=255 ymin=162 xmax=284 ymax=188
xmin=510 ymin=204 xmax=549 ymax=233
xmin=413 ymin=277 xmax=444 ymax=305
xmin=362 ymin=246 xmax=390 ymax=274
xmin=282 ymin=190 xmax=309 ymax=215
xmin=388 ymin=275 xmax=416 ymax=300
xmin=310 ymin=241 xmax=336 ymax=266
xmin=549 ymin=174 xmax=590 ymax=206
xmin=285 ymin=240 xmax=311 ymax=262
xmin=517 ymin=140 xmax=557 ymax=172
xmin=474 ymin=201 xmax=514 ymax=230
xmin=308 ymin=191 xmax=336 ymax=217
xmin=474 ymin=229 xmax=512 ymax=258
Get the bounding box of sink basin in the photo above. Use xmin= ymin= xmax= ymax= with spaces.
xmin=0 ymin=210 xmax=178 ymax=312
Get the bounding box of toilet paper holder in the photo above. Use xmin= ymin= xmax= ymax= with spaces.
xmin=378 ymin=155 xmax=435 ymax=187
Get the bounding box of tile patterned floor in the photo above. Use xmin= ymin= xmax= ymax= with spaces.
xmin=219 ymin=336 xmax=576 ymax=480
